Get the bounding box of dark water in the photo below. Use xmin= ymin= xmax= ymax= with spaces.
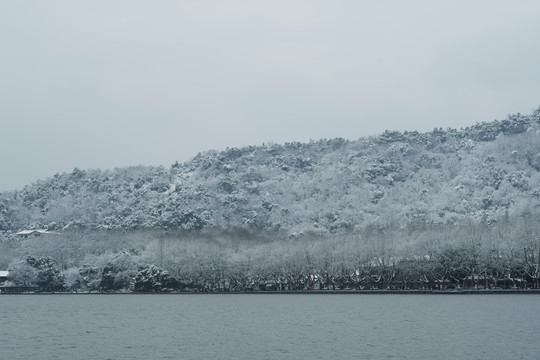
xmin=1 ymin=294 xmax=539 ymax=360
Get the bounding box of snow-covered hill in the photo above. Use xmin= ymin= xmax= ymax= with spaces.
xmin=2 ymin=108 xmax=539 ymax=236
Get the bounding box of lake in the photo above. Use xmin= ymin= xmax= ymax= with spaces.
xmin=1 ymin=294 xmax=539 ymax=360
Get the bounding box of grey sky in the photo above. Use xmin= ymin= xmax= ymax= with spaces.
xmin=1 ymin=1 xmax=540 ymax=191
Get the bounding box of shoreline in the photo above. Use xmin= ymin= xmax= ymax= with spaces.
xmin=2 ymin=289 xmax=540 ymax=295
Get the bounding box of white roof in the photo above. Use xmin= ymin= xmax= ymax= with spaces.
xmin=0 ymin=271 xmax=9 ymax=277
xmin=16 ymin=229 xmax=52 ymax=235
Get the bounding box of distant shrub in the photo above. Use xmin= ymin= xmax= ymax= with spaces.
xmin=134 ymin=264 xmax=180 ymax=292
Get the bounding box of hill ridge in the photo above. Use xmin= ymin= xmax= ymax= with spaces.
xmin=1 ymin=107 xmax=539 ymax=234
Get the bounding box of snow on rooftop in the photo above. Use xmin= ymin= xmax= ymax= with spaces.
xmin=16 ymin=229 xmax=57 ymax=235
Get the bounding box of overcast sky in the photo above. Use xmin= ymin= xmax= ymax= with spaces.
xmin=1 ymin=1 xmax=540 ymax=191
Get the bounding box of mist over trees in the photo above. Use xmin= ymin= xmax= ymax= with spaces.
xmin=1 ymin=107 xmax=540 ymax=291
xmin=2 ymin=216 xmax=540 ymax=292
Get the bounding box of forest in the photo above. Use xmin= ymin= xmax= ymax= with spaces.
xmin=1 ymin=107 xmax=540 ymax=292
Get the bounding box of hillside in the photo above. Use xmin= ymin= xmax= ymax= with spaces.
xmin=1 ymin=108 xmax=540 ymax=235
xmin=2 ymin=107 xmax=540 ymax=292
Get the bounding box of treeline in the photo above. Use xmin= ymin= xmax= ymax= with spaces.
xmin=2 ymin=213 xmax=539 ymax=292
xmin=1 ymin=107 xmax=539 ymax=292
xmin=0 ymin=108 xmax=539 ymax=236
